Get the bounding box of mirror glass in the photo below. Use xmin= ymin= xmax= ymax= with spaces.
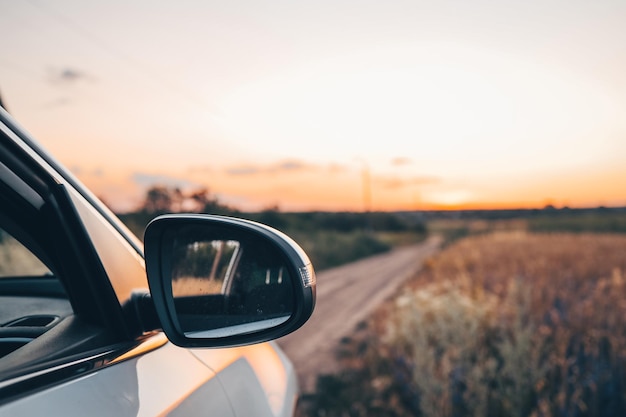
xmin=167 ymin=225 xmax=295 ymax=338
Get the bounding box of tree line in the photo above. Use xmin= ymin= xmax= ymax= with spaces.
xmin=117 ymin=185 xmax=426 ymax=241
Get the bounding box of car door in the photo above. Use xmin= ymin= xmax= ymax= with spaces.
xmin=0 ymin=338 xmax=235 ymax=416
xmin=0 ymin=115 xmax=238 ymax=416
xmin=0 ymin=109 xmax=308 ymax=417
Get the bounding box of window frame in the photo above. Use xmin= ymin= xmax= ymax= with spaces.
xmin=0 ymin=121 xmax=135 ymax=385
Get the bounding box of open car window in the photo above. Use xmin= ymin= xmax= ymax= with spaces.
xmin=0 ymin=228 xmax=51 ymax=278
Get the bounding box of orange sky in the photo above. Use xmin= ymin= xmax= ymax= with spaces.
xmin=1 ymin=1 xmax=625 ymax=212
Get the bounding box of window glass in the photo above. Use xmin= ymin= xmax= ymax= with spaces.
xmin=0 ymin=227 xmax=51 ymax=277
xmin=67 ymin=187 xmax=147 ymax=305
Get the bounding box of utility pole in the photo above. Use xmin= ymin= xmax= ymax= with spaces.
xmin=361 ymin=162 xmax=371 ymax=213
xmin=361 ymin=162 xmax=373 ymax=232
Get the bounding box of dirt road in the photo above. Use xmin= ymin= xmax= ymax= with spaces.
xmin=277 ymin=236 xmax=442 ymax=392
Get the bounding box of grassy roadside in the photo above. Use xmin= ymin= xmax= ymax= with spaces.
xmin=119 ymin=209 xmax=427 ymax=271
xmin=303 ymin=231 xmax=626 ymax=417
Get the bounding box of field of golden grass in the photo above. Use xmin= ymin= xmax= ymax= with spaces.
xmin=171 ymin=276 xmax=224 ymax=296
xmin=0 ymin=234 xmax=50 ymax=276
xmin=307 ymin=231 xmax=626 ymax=417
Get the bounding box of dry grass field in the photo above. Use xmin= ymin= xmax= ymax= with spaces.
xmin=306 ymin=231 xmax=626 ymax=417
xmin=0 ymin=233 xmax=50 ymax=277
xmin=171 ymin=276 xmax=224 ymax=296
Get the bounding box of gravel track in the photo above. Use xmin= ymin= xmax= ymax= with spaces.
xmin=277 ymin=236 xmax=442 ymax=392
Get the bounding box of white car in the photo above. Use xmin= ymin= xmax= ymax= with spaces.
xmin=0 ymin=106 xmax=316 ymax=416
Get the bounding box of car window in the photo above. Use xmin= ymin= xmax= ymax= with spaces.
xmin=67 ymin=187 xmax=148 ymax=306
xmin=0 ymin=227 xmax=51 ymax=278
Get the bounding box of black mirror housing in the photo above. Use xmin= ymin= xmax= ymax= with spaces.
xmin=144 ymin=214 xmax=316 ymax=348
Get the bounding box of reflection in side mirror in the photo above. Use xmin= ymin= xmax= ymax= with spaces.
xmin=171 ymin=236 xmax=293 ymax=338
xmin=145 ymin=214 xmax=316 ymax=348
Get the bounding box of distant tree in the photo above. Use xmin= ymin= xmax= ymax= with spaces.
xmin=171 ymin=187 xmax=184 ymax=212
xmin=257 ymin=206 xmax=288 ymax=230
xmin=142 ymin=185 xmax=176 ymax=214
xmin=139 ymin=184 xmax=238 ymax=216
xmin=188 ymin=187 xmax=211 ymax=211
xmin=201 ymin=198 xmax=238 ymax=216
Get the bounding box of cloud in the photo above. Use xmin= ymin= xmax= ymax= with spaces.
xmin=188 ymin=165 xmax=214 ymax=174
xmin=41 ymin=97 xmax=72 ymax=109
xmin=225 ymin=165 xmax=262 ymax=176
xmin=407 ymin=176 xmax=439 ymax=186
xmin=377 ymin=176 xmax=439 ymax=189
xmin=328 ymin=163 xmax=348 ymax=173
xmin=47 ymin=67 xmax=93 ymax=85
xmin=70 ymin=165 xmax=105 ymax=178
xmin=225 ymin=159 xmax=317 ymax=176
xmin=275 ymin=160 xmax=306 ymax=171
xmin=42 ymin=67 xmax=94 ymax=107
xmin=132 ymin=172 xmax=200 ymax=189
xmin=391 ymin=157 xmax=412 ymax=166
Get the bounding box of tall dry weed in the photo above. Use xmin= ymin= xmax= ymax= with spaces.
xmin=383 ymin=231 xmax=626 ymax=417
xmin=305 ymin=232 xmax=626 ymax=417
xmin=0 ymin=234 xmax=50 ymax=276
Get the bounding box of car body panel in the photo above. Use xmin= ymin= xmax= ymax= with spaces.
xmin=191 ymin=341 xmax=299 ymax=417
xmin=66 ymin=185 xmax=148 ymax=305
xmin=0 ymin=106 xmax=303 ymax=415
xmin=0 ymin=338 xmax=235 ymax=417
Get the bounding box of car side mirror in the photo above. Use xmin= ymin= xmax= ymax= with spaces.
xmin=144 ymin=214 xmax=316 ymax=348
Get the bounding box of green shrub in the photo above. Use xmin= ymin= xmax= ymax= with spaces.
xmin=528 ymin=212 xmax=626 ymax=234
xmin=290 ymin=231 xmax=391 ymax=271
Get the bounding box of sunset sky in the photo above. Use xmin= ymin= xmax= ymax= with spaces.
xmin=1 ymin=0 xmax=625 ymax=212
